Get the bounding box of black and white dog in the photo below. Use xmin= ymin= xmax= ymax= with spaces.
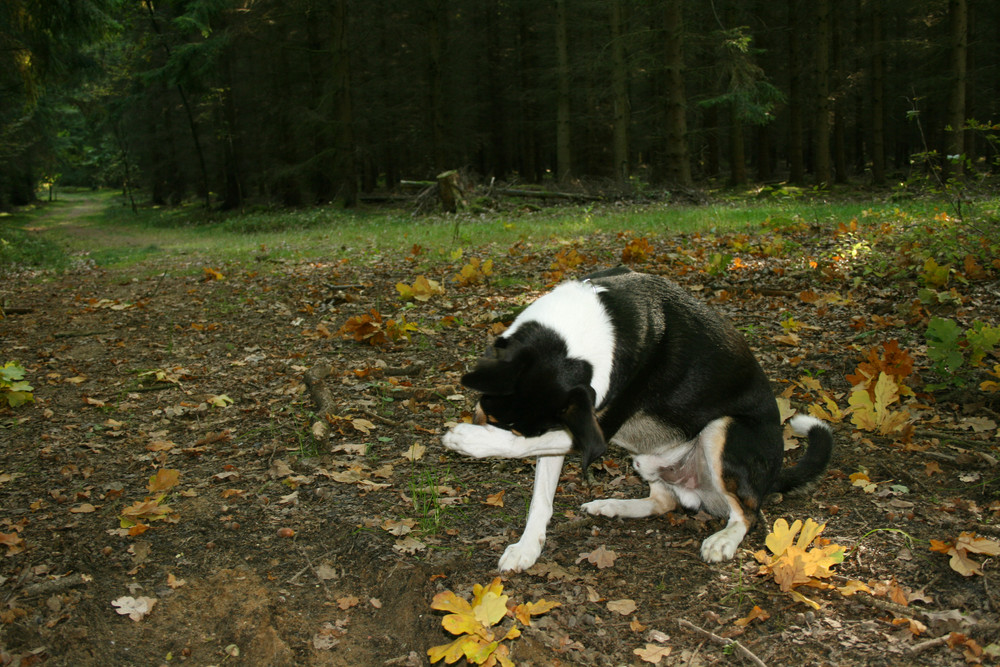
xmin=443 ymin=267 xmax=833 ymax=572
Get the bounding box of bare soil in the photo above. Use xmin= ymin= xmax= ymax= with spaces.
xmin=1 ymin=196 xmax=998 ymax=666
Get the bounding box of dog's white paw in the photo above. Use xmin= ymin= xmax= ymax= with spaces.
xmin=581 ymin=498 xmax=630 ymax=518
xmin=700 ymin=525 xmax=745 ymax=563
xmin=442 ymin=423 xmax=515 ymax=458
xmin=498 ymin=540 xmax=543 ymax=572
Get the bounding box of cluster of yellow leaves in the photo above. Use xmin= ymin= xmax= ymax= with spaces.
xmin=543 ymin=247 xmax=586 ymax=284
xmin=784 ymin=375 xmax=845 ymax=424
xmin=981 ymin=364 xmax=1000 ymax=393
xmin=846 ymin=341 xmax=916 ymax=435
xmin=428 ymin=578 xmax=560 ymax=666
xmin=337 ymin=309 xmax=418 ymax=347
xmin=848 ymin=372 xmax=911 ymax=434
xmin=202 ymin=267 xmax=225 ymax=281
xmin=397 ymin=275 xmax=445 ymax=302
xmin=930 ymin=532 xmax=1000 ymax=577
xmin=117 ymin=469 xmax=181 ymax=536
xmin=621 ymin=237 xmax=654 ymax=264
xmin=753 ymin=518 xmax=845 ymax=609
xmin=454 ymin=257 xmax=494 ymax=286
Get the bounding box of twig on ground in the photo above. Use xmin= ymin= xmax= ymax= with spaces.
xmin=677 ymin=618 xmax=767 ymax=667
xmin=907 ymin=634 xmax=951 ymax=656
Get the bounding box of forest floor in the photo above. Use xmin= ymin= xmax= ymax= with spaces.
xmin=1 ymin=192 xmax=999 ymax=666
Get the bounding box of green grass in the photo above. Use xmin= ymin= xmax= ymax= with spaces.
xmin=0 ymin=187 xmax=961 ymax=275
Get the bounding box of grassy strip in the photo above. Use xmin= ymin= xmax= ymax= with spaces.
xmin=0 ymin=188 xmax=964 ymax=274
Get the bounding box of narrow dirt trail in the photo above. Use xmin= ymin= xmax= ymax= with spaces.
xmin=25 ymin=191 xmax=147 ymax=250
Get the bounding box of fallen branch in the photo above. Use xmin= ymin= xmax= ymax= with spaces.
xmin=907 ymin=635 xmax=952 ymax=656
xmin=304 ymin=364 xmax=337 ymax=438
xmin=495 ymin=187 xmax=600 ymax=201
xmin=21 ymin=573 xmax=90 ymax=597
xmin=53 ymin=330 xmax=110 ymax=338
xmin=676 ymin=619 xmax=767 ymax=667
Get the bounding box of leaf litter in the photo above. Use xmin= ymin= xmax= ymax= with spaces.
xmin=1 ymin=205 xmax=999 ymax=665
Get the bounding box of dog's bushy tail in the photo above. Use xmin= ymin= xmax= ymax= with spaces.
xmin=775 ymin=415 xmax=833 ymax=493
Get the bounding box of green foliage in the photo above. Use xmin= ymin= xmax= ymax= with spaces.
xmin=0 ymin=361 xmax=34 ymax=408
xmin=925 ymin=317 xmax=1000 ymax=389
xmin=0 ymin=225 xmax=68 ymax=272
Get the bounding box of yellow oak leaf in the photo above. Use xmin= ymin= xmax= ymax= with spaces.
xmin=427 ymin=634 xmax=484 ymax=664
xmin=764 ymin=518 xmax=802 ymax=557
xmin=147 ymin=469 xmax=180 ymax=493
xmin=472 ymin=591 xmax=508 ymax=628
xmin=431 ymin=590 xmax=473 ymax=616
xmin=513 ymin=598 xmax=561 ymax=625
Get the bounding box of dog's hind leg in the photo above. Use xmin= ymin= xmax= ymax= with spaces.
xmin=581 ymin=481 xmax=677 ymax=519
xmin=498 ymin=455 xmax=564 ymax=572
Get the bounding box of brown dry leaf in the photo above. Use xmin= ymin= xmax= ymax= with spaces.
xmin=69 ymin=503 xmax=97 ymax=513
xmin=577 ymin=545 xmax=618 ymax=569
xmin=381 ymin=518 xmax=417 ymax=536
xmin=111 ymin=595 xmax=157 ymax=622
xmin=634 ymin=644 xmax=672 ymax=664
xmin=337 ymin=595 xmax=359 ymax=610
xmin=402 ymin=443 xmax=426 ymax=461
xmin=607 ymin=599 xmax=637 ymax=616
xmin=734 ymin=605 xmax=770 ymax=627
xmin=0 ymin=531 xmax=26 ymax=555
xmin=629 ymin=618 xmax=647 ymax=633
xmin=166 ymin=573 xmax=186 ymax=589
xmin=146 ymin=440 xmax=175 ymax=453
xmin=393 ymin=536 xmax=426 ymax=554
xmin=147 ymin=469 xmax=180 ymax=493
xmin=483 ymin=490 xmax=505 ymax=507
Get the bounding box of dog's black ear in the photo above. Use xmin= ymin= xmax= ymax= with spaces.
xmin=561 ymin=385 xmax=606 ymax=471
xmin=461 ymin=345 xmax=533 ymax=395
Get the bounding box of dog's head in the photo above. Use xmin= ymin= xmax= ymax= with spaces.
xmin=461 ymin=331 xmax=607 ymax=471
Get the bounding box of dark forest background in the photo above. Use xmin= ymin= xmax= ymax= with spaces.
xmin=1 ymin=0 xmax=996 ymax=210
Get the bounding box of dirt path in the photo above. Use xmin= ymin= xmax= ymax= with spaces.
xmin=0 ymin=201 xmax=998 ymax=666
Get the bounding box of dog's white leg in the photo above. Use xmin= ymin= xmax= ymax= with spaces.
xmin=442 ymin=423 xmax=573 ymax=459
xmin=700 ymin=509 xmax=747 ymax=562
xmin=581 ymin=481 xmax=677 ymax=519
xmin=498 ymin=455 xmax=564 ymax=572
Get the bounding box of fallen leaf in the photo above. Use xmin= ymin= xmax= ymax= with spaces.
xmin=484 ymin=490 xmax=505 ymax=507
xmin=634 ymin=644 xmax=672 ymax=664
xmin=393 ymin=536 xmax=426 ymax=554
xmin=111 ymin=595 xmax=157 ymax=621
xmin=147 ymin=469 xmax=180 ymax=493
xmin=69 ymin=503 xmax=97 ymax=513
xmin=337 ymin=595 xmax=360 ymax=610
xmin=402 ymin=443 xmax=426 ymax=461
xmin=166 ymin=573 xmax=186 ymax=589
xmin=577 ymin=545 xmax=618 ymax=569
xmin=607 ymin=599 xmax=637 ymax=615
xmin=734 ymin=605 xmax=770 ymax=626
xmin=381 ymin=518 xmax=417 ymax=536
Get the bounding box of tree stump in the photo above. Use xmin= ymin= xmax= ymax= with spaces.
xmin=436 ymin=170 xmax=464 ymax=213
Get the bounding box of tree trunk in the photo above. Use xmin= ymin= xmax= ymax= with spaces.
xmin=609 ymin=0 xmax=630 ymax=183
xmin=554 ymin=0 xmax=572 ymax=183
xmin=332 ymin=0 xmax=357 ymax=206
xmin=427 ymin=1 xmax=447 ymax=174
xmin=946 ymin=0 xmax=967 ymax=179
xmin=729 ymin=106 xmax=746 ymax=185
xmin=662 ymin=0 xmax=691 ymax=185
xmin=812 ymin=0 xmax=832 ymax=186
xmin=787 ymin=0 xmax=805 ymax=184
xmin=870 ymin=1 xmax=886 ymax=186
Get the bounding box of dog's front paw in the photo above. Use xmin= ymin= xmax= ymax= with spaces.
xmin=581 ymin=498 xmax=628 ymax=518
xmin=498 ymin=540 xmax=543 ymax=572
xmin=442 ymin=423 xmax=514 ymax=458
xmin=700 ymin=526 xmax=743 ymax=563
